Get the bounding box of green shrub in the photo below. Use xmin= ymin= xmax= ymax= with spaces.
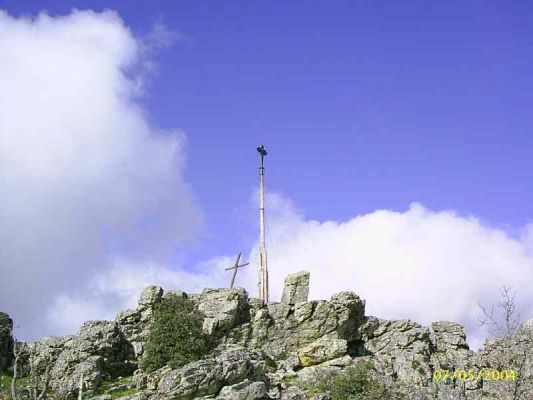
xmin=302 ymin=361 xmax=405 ymax=400
xmin=142 ymin=294 xmax=211 ymax=372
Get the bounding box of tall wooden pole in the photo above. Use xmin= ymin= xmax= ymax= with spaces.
xmin=257 ymin=145 xmax=269 ymax=302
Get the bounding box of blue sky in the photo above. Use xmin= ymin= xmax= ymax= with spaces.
xmin=1 ymin=1 xmax=533 ymax=344
xmin=6 ymin=0 xmax=533 ymax=257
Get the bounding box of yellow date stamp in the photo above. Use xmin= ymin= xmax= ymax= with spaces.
xmin=433 ymin=369 xmax=517 ymax=382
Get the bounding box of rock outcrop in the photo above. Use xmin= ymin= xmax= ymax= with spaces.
xmin=134 ymin=345 xmax=270 ymax=399
xmin=221 ymin=290 xmax=366 ymax=365
xmin=281 ymin=272 xmax=310 ymax=305
xmin=116 ymin=285 xmax=164 ymax=357
xmin=12 ymin=286 xmax=161 ymax=399
xmin=4 ymin=273 xmax=532 ymax=399
xmin=29 ymin=321 xmax=136 ymax=398
xmin=195 ymin=288 xmax=249 ymax=337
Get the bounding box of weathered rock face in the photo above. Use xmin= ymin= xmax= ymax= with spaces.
xmin=357 ymin=317 xmax=533 ymax=400
xmin=12 ymin=286 xmax=163 ymax=400
xmin=0 ymin=312 xmax=13 ymax=374
xmin=473 ymin=320 xmax=533 ymax=400
xmin=21 ymin=321 xmax=136 ymax=399
xmin=195 ymin=288 xmax=249 ymax=336
xmin=430 ymin=321 xmax=471 ymax=374
xmin=431 ymin=321 xmax=469 ymax=352
xmin=134 ymin=345 xmax=271 ymax=400
xmin=281 ymin=272 xmax=310 ymax=305
xmin=116 ymin=285 xmax=164 ymax=357
xmin=24 ymin=286 xmax=165 ymax=399
xmin=297 ymin=337 xmax=347 ymax=367
xmin=217 ymin=379 xmax=267 ymax=400
xmin=8 ymin=275 xmax=533 ymax=400
xmin=223 ymin=290 xmax=366 ymax=365
xmin=49 ymin=321 xmax=135 ymax=398
xmin=362 ymin=318 xmax=434 ymax=386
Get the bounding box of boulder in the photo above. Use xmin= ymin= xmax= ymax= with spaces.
xmin=517 ymin=319 xmax=533 ymax=336
xmin=476 ymin=327 xmax=533 ymax=399
xmin=297 ymin=337 xmax=348 ymax=367
xmin=116 ymin=286 xmax=166 ymax=357
xmin=295 ymin=355 xmax=354 ymax=385
xmin=152 ymin=345 xmax=269 ymax=399
xmin=364 ymin=319 xmax=433 ymax=385
xmin=280 ymin=387 xmax=308 ymax=400
xmin=431 ymin=321 xmax=469 ymax=352
xmin=196 ymin=288 xmax=249 ymax=336
xmin=281 ymin=272 xmax=310 ymax=305
xmin=138 ymin=286 xmax=163 ymax=308
xmin=216 ymin=380 xmax=267 ymax=400
xmin=329 ymin=292 xmax=366 ymax=342
xmin=26 ymin=321 xmax=136 ymax=399
xmin=429 ymin=321 xmax=471 ymax=373
xmin=223 ymin=290 xmax=365 ymax=363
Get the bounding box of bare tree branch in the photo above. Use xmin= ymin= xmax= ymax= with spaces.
xmin=11 ymin=338 xmax=26 ymax=400
xmin=25 ymin=342 xmax=53 ymax=400
xmin=478 ymin=286 xmax=531 ymax=399
xmin=478 ymin=285 xmax=521 ymax=338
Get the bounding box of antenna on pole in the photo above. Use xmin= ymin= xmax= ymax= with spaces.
xmin=257 ymin=145 xmax=269 ymax=302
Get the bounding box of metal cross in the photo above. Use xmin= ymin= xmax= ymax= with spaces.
xmin=225 ymin=252 xmax=250 ymax=288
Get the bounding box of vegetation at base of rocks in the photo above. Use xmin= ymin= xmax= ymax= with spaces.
xmin=300 ymin=362 xmax=406 ymax=400
xmin=142 ymin=293 xmax=211 ymax=372
xmin=95 ymin=376 xmax=137 ymax=399
xmin=0 ymin=374 xmax=56 ymax=400
xmin=1 ymin=374 xmax=12 ymax=388
xmin=0 ymin=374 xmax=30 ymax=389
xmin=282 ymin=373 xmax=299 ymax=383
xmin=0 ymin=374 xmax=11 ymax=399
xmin=107 ymin=387 xmax=137 ymax=398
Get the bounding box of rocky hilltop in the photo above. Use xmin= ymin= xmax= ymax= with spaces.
xmin=1 ymin=272 xmax=532 ymax=399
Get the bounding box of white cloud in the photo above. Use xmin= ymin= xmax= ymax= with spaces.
xmin=255 ymin=196 xmax=533 ymax=350
xmin=47 ymin=256 xmax=231 ymax=334
xmin=0 ymin=10 xmax=202 ymax=339
xmin=54 ymin=192 xmax=533 ymax=350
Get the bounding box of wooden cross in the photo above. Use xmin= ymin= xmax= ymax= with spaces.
xmin=225 ymin=253 xmax=249 ymax=288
